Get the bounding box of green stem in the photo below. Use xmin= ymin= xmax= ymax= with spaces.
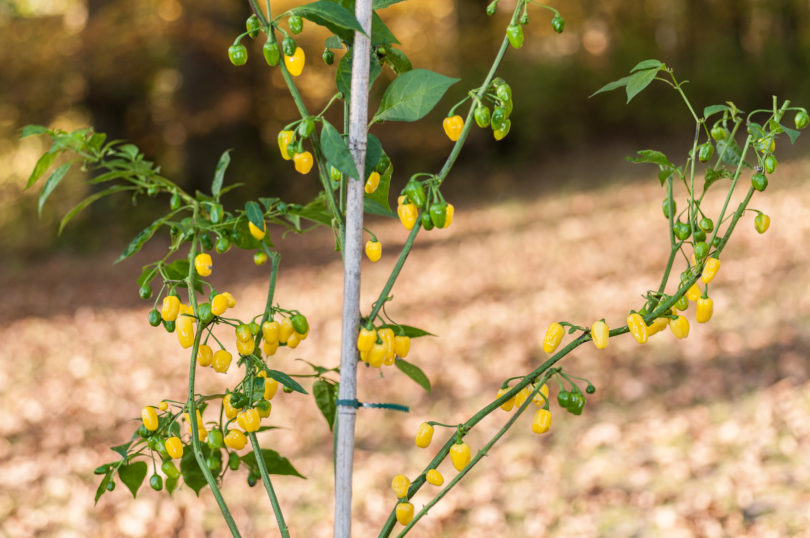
xmin=396 ymin=370 xmax=553 ymax=536
xmin=708 ymin=135 xmax=752 ymax=248
xmin=368 ymin=212 xmax=421 ymax=320
xmin=185 ymin=226 xmax=242 ymax=538
xmin=252 ymin=249 xmax=281 ymax=350
xmin=248 ymin=432 xmax=291 ymax=538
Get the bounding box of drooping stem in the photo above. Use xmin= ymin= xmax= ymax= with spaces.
xmin=248 ymin=432 xmax=290 ymax=538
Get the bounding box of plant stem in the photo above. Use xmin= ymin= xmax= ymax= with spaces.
xmin=248 ymin=432 xmax=290 ymax=538
xmin=185 ymin=228 xmax=242 ymax=538
xmin=334 ymin=1 xmax=373 ymax=537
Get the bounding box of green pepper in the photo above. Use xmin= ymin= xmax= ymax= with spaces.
xmin=711 ymin=125 xmax=727 ymax=141
xmin=197 ymin=302 xmax=213 ymax=325
xmin=375 ymin=153 xmax=391 ymax=174
xmin=557 ymin=391 xmax=571 ymax=409
xmin=207 ymin=450 xmax=223 ymax=473
xmin=404 ymin=180 xmax=426 ymax=208
xmin=551 ymin=14 xmax=565 ymax=33
xmin=662 ymin=198 xmax=676 ymax=219
xmin=698 ymin=142 xmax=714 ymax=163
xmin=161 ymin=460 xmax=181 ymax=480
xmin=228 ymin=452 xmax=241 ymax=471
xmin=674 ymin=221 xmax=691 ymax=240
xmin=139 ymin=285 xmax=152 ymax=300
xmin=429 ymin=203 xmax=448 ymax=228
xmin=322 ymin=49 xmax=335 ymax=65
xmin=506 ymin=24 xmax=524 ymax=49
xmin=329 ymin=165 xmax=343 ymax=183
xmin=698 ymin=217 xmax=714 ymax=232
xmin=567 ymin=392 xmax=585 ymax=415
xmin=474 ymin=105 xmax=491 ymax=128
xmin=200 ymin=233 xmax=214 ymax=251
xmin=291 ymin=314 xmax=309 ymax=334
xmin=215 ymin=235 xmax=231 ymax=254
xmin=288 ymin=15 xmax=303 ymax=34
xmin=298 ymin=117 xmax=315 ymax=138
xmin=282 ymin=37 xmax=297 ymax=57
xmin=209 ymin=203 xmax=223 ymax=224
xmin=421 ymin=211 xmax=434 ymax=231
xmin=170 ymin=192 xmax=181 ymax=210
xmin=495 ymin=83 xmax=512 ymax=105
xmin=491 ymin=107 xmax=507 ymax=131
xmin=246 ymin=14 xmax=262 ymax=39
xmin=764 ymin=154 xmax=777 ymax=174
xmin=150 ymin=474 xmax=163 ymax=491
xmin=752 ymin=172 xmax=768 ymax=192
xmin=486 ymin=0 xmax=498 ymax=16
xmin=693 ymin=227 xmax=706 ymax=243
xmin=674 ymin=295 xmax=688 ymax=311
xmin=694 ymin=241 xmax=709 ymax=260
xmin=795 ymin=109 xmax=809 ymax=130
xmin=263 ymin=40 xmax=280 ymax=66
xmin=163 ymin=320 xmax=176 ymax=333
xmin=228 ymin=44 xmax=248 ymax=66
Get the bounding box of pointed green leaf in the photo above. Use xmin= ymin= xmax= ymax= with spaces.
xmin=58 ymin=186 xmax=132 ymax=234
xmin=779 ymin=124 xmax=801 ymax=144
xmin=703 ymin=167 xmax=732 ymax=191
xmin=717 ymin=138 xmax=743 ymax=167
xmin=364 ymin=134 xmax=383 ymax=181
xmin=385 ymin=324 xmax=436 ymax=338
xmin=336 ymin=49 xmax=382 ymax=100
xmin=245 ymin=200 xmax=265 ymax=232
xmin=26 ymin=150 xmax=58 ymax=189
xmin=115 ymin=218 xmax=163 ymax=263
xmin=625 ymin=67 xmax=661 ymax=103
xmin=383 ymin=47 xmax=412 ymax=74
xmin=364 ymin=198 xmax=395 ymax=218
xmin=312 ymin=379 xmax=337 ymax=430
xmin=626 ymin=149 xmax=673 ymax=168
xmin=94 ymin=470 xmax=113 ymax=505
xmin=241 ymin=449 xmax=305 ymax=478
xmin=291 ymin=1 xmax=366 ymax=36
xmin=117 ymin=461 xmax=148 ymax=498
xmin=264 ymin=369 xmax=308 ymax=395
xmin=164 ymin=259 xmax=190 ymax=281
xmin=589 ymin=75 xmax=630 ymax=99
xmin=212 ymin=149 xmax=231 ymax=199
xmin=20 ymin=124 xmax=49 ymax=139
xmin=137 ymin=265 xmax=159 ymax=289
xmin=703 ymin=104 xmax=729 ymax=119
xmin=373 ymin=0 xmax=406 ymax=8
xmin=324 ymin=35 xmax=343 ymax=49
xmin=165 ymin=476 xmax=178 ymax=495
xmin=320 ymin=120 xmax=360 ymax=180
xmin=372 ymin=69 xmax=459 ymax=123
xmin=37 ymin=163 xmax=71 ymax=216
xmin=371 ymin=11 xmax=399 ymax=45
xmin=116 ymin=144 xmax=139 ymax=160
xmin=180 ymin=448 xmax=208 ymax=495
xmin=110 ymin=442 xmax=132 ymax=459
xmin=394 ymin=358 xmax=431 ymax=392
xmin=630 ymin=59 xmax=664 ymax=72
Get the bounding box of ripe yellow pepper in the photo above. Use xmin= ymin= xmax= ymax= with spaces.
xmin=591 ymin=320 xmax=609 ymax=349
xmin=626 ymin=313 xmax=648 ymax=344
xmin=543 ymin=322 xmax=564 ymax=353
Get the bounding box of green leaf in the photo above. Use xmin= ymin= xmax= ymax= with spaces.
xmin=180 ymin=448 xmax=208 ymax=495
xmin=94 ymin=470 xmax=113 ymax=505
xmin=704 ymin=167 xmax=732 ymax=191
xmin=37 ymin=163 xmax=71 ymax=216
xmin=717 ymin=138 xmax=743 ymax=167
xmin=626 ymin=149 xmax=673 ymax=168
xmin=26 ymin=150 xmax=58 ymax=189
xmin=137 ymin=265 xmax=159 ymax=289
xmin=241 ymin=449 xmax=305 ymax=478
xmin=589 ymin=75 xmax=630 ymax=99
xmin=229 ymin=218 xmax=263 ymax=250
xmin=116 ymin=144 xmax=139 ymax=161
xmin=630 ymin=59 xmax=664 ymax=72
xmin=290 ymin=1 xmax=367 ymax=36
xmin=782 ymin=124 xmax=801 ymax=144
xmin=212 ymin=149 xmax=231 ymax=199
xmin=324 ymin=35 xmax=343 ymax=49
xmin=245 ymin=200 xmax=265 ymax=232
xmin=289 ymin=198 xmax=333 ymax=227
xmin=385 ymin=324 xmax=435 ymax=338
xmin=625 ymin=66 xmax=661 ymax=103
xmin=364 ymin=159 xmax=392 ymax=212
xmin=58 ymin=185 xmax=132 ymax=234
xmin=383 ymin=47 xmax=412 ymax=74
xmin=312 ymin=379 xmax=337 ymax=430
xmin=364 ymin=134 xmax=383 ymax=180
xmin=118 ymin=461 xmax=148 ymax=498
xmin=164 ymin=259 xmax=190 ymax=281
xmin=264 ymin=369 xmax=308 ymax=395
xmin=394 ymin=358 xmax=431 ymax=392
xmin=165 ymin=476 xmax=178 ymax=495
xmin=320 ymin=120 xmax=360 ymax=180
xmin=703 ymin=104 xmax=729 ymax=119
xmin=336 ymin=48 xmax=382 ymax=100
xmin=371 ymin=12 xmax=399 ymax=45
xmin=115 ymin=217 xmax=163 ymax=263
xmin=373 ymin=0 xmax=406 ymax=8
xmin=364 ymin=198 xmax=395 ymax=218
xmin=110 ymin=442 xmax=132 ymax=459
xmin=372 ymin=69 xmax=459 ymax=123
xmin=20 ymin=124 xmax=49 ymax=139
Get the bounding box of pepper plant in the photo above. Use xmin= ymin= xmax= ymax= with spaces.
xmin=21 ymin=0 xmax=806 ymax=536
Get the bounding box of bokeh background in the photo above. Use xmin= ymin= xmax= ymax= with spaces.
xmin=2 ymin=0 xmax=810 ymax=536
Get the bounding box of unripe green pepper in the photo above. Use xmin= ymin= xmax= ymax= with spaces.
xmin=429 ymin=202 xmax=447 ymax=228
xmin=288 ymin=15 xmax=303 ymax=34
xmin=263 ymin=40 xmax=280 ymax=66
xmin=404 ymin=180 xmax=426 ymax=208
xmin=698 ymin=142 xmax=714 ymax=162
xmin=551 ymin=14 xmax=565 ymax=33
xmin=752 ymin=173 xmax=768 ymax=192
xmin=662 ymin=198 xmax=676 ymax=219
xmin=282 ymin=37 xmax=297 ymax=57
xmin=150 ymin=474 xmax=163 ymax=491
xmin=421 ymin=211 xmax=434 ymax=231
xmin=246 ymin=14 xmax=261 ymax=39
xmin=322 ymin=49 xmax=335 ymax=65
xmin=474 ymin=105 xmax=491 ymax=128
xmin=506 ymin=24 xmax=524 ymax=49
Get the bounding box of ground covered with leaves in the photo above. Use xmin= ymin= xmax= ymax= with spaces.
xmin=2 ymin=148 xmax=810 ymax=537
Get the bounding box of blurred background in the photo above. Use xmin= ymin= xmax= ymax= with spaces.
xmin=2 ymin=0 xmax=810 ymax=536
